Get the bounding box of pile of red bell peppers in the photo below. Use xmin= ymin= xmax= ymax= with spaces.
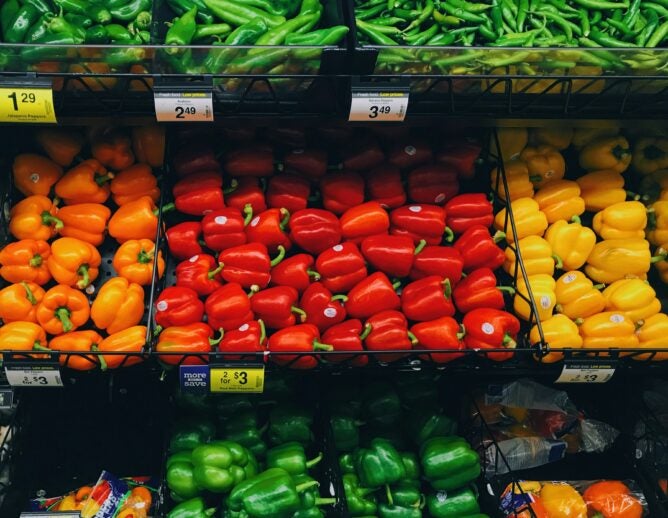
xmin=154 ymin=131 xmax=521 ymax=368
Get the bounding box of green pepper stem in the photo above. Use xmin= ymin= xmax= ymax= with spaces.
xmin=76 ymin=265 xmax=90 ymax=289
xmin=138 ymin=249 xmax=153 ymax=264
xmin=41 ymin=211 xmax=64 ymax=230
xmin=210 ymin=328 xmax=224 ymax=346
xmin=208 ymin=263 xmax=224 ymax=279
xmin=248 ymin=285 xmax=260 ymax=298
xmin=331 ymin=294 xmax=348 ymax=302
xmin=574 ymin=318 xmax=584 ymax=325
xmin=33 ymin=343 xmax=50 ymax=352
xmin=156 ymin=202 xmax=176 ymax=216
xmin=306 ymin=452 xmax=323 ymax=469
xmin=444 ymin=226 xmax=454 ymax=243
xmin=153 ymin=325 xmax=163 ymax=336
xmin=313 ymin=340 xmax=333 ymax=352
xmin=497 ymin=286 xmax=515 ymax=295
xmin=651 ymin=251 xmax=667 ymax=263
xmin=271 ymin=245 xmax=286 ymax=267
xmin=291 ymin=306 xmax=307 ymax=322
xmin=407 ymin=330 xmax=418 ymax=345
xmin=307 ymin=268 xmax=320 ymax=280
xmin=357 ymin=486 xmax=378 ymax=497
xmin=314 ymin=497 xmax=337 ymax=506
xmin=95 ymin=172 xmax=114 ymax=186
xmin=243 ymin=203 xmax=254 ymax=226
xmin=385 ymin=484 xmax=394 ymax=506
xmin=296 ymin=480 xmax=320 ymax=493
xmin=224 ymin=179 xmax=239 ymax=194
xmin=493 ymin=230 xmax=506 ymax=243
xmin=279 ymin=208 xmax=290 ymax=229
xmin=359 ymin=323 xmax=372 ymax=340
xmin=55 ymin=307 xmax=73 ymax=332
xmin=570 ymin=215 xmax=582 ymax=224
xmin=442 ymin=278 xmax=452 ymax=299
xmin=92 ymin=344 xmax=107 ymax=371
xmin=552 ymin=254 xmax=564 ymax=269
xmin=29 ymin=254 xmax=42 ymax=267
xmin=502 ymin=333 xmax=517 ymax=348
xmin=414 ymin=239 xmax=427 ymax=255
xmin=21 ymin=282 xmax=37 ymax=305
xmin=593 ymin=283 xmax=605 ymax=290
xmin=392 ymin=280 xmax=402 ymax=290
xmin=457 ymin=324 xmax=466 ymax=340
xmin=258 ymin=319 xmax=266 ymax=344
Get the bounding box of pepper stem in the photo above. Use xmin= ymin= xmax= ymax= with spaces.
xmin=529 ymin=174 xmax=543 ymax=183
xmin=156 ymin=202 xmax=176 ymax=216
xmin=314 ymin=498 xmax=337 ymax=506
xmin=442 ymin=278 xmax=452 ymax=299
xmin=444 ymin=226 xmax=454 ymax=243
xmin=41 ymin=211 xmax=64 ymax=230
xmin=360 ymin=323 xmax=372 ymax=340
xmin=291 ymin=306 xmax=307 ymax=322
xmin=92 ymin=344 xmax=107 ymax=371
xmin=296 ymin=480 xmax=320 ymax=493
xmin=493 ymin=230 xmax=506 ymax=243
xmin=414 ymin=239 xmax=427 ymax=255
xmin=552 ymin=254 xmax=563 ymax=269
xmin=208 ymin=263 xmax=224 ymax=279
xmin=497 ymin=286 xmax=515 ymax=295
xmin=574 ymin=318 xmax=584 ymax=325
xmin=651 ymin=249 xmax=668 ymax=263
xmin=258 ymin=319 xmax=266 ymax=344
xmin=392 ymin=280 xmax=402 ymax=290
xmin=502 ymin=333 xmax=516 ymax=349
xmin=248 ymin=285 xmax=260 ymax=298
xmin=306 ymin=452 xmax=323 ymax=469
xmin=279 ymin=208 xmax=290 ymax=230
xmin=33 ymin=343 xmax=50 ymax=351
xmin=243 ymin=203 xmax=253 ymax=226
xmin=385 ymin=484 xmax=394 ymax=506
xmin=55 ymin=307 xmax=73 ymax=333
xmin=457 ymin=323 xmax=466 ymax=340
xmin=210 ymin=328 xmax=224 ymax=346
xmin=21 ymin=282 xmax=37 ymax=305
xmin=407 ymin=330 xmax=418 ymax=345
xmin=307 ymin=269 xmax=320 ymax=281
xmin=313 ymin=340 xmax=334 ymax=352
xmin=29 ymin=254 xmax=42 ymax=267
xmin=270 ymin=245 xmax=286 ymax=267
xmin=570 ymin=215 xmax=581 ymax=224
xmin=223 ymin=179 xmax=239 ymax=194
xmin=138 ymin=249 xmax=153 ymax=264
xmin=593 ymin=283 xmax=605 ymax=290
xmin=94 ymin=172 xmax=114 ymax=186
xmin=76 ymin=265 xmax=90 ymax=289
xmin=331 ymin=294 xmax=348 ymax=302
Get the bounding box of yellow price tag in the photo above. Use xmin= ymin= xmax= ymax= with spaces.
xmin=0 ymin=86 xmax=56 ymax=123
xmin=210 ymin=365 xmax=264 ymax=393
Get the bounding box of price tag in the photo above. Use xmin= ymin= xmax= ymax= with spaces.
xmin=4 ymin=363 xmax=63 ymax=387
xmin=349 ymin=90 xmax=409 ymax=122
xmin=210 ymin=364 xmax=264 ymax=393
xmin=555 ymin=361 xmax=616 ymax=384
xmin=0 ymin=83 xmax=56 ymax=123
xmin=154 ymin=91 xmax=214 ymax=122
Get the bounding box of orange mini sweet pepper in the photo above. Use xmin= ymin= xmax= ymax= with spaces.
xmin=98 ymin=325 xmax=147 ymax=369
xmin=0 ymin=321 xmax=48 ymax=352
xmin=9 ymin=195 xmax=62 ymax=241
xmin=49 ymin=330 xmax=105 ymax=371
xmin=58 ymin=203 xmax=111 ymax=246
xmin=0 ymin=239 xmax=52 ymax=285
xmin=91 ymin=277 xmax=145 ymax=334
xmin=36 ymin=284 xmax=90 ymax=335
xmin=0 ymin=282 xmax=44 ymax=323
xmin=112 ymin=239 xmax=165 ymax=286
xmin=12 ymin=153 xmax=63 ymax=196
xmin=47 ymin=237 xmax=101 ymax=289
xmin=90 ymin=127 xmax=135 ymax=170
xmin=108 ymin=196 xmax=168 ymax=243
xmin=110 ymin=164 xmax=160 ymax=206
xmin=55 ymin=159 xmax=114 ymax=205
xmin=35 ymin=128 xmax=84 ymax=167
xmin=132 ymin=125 xmax=165 ymax=168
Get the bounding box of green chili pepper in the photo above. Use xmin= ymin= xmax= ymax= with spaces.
xmin=109 ymin=0 xmax=151 ymax=20
xmin=25 ymin=0 xmax=55 ymax=15
xmin=167 ymin=0 xmax=215 ymax=24
xmin=254 ymin=13 xmax=318 ymax=44
xmin=134 ymin=10 xmax=152 ymax=29
xmin=578 ymin=9 xmax=590 ymax=36
xmin=539 ymin=10 xmax=583 ymax=38
xmin=623 ymin=0 xmax=641 ymax=25
xmin=402 ymin=23 xmax=438 ymax=45
xmin=392 ymin=7 xmax=420 ymax=18
xmin=193 ymin=23 xmax=232 ymax=40
xmin=4 ymin=4 xmax=40 ymax=43
xmin=165 ymin=6 xmax=198 ymax=46
xmin=224 ymin=17 xmax=268 ymax=44
xmin=478 ymin=23 xmax=497 ymax=40
xmin=372 ymin=16 xmax=406 ymax=25
xmin=48 ymin=15 xmax=86 ymax=42
xmin=646 ymin=19 xmax=668 ymax=46
xmin=490 ymin=2 xmax=504 ymax=36
xmin=203 ymin=0 xmax=287 ymax=27
xmin=490 ymin=32 xmax=542 ymax=46
xmin=636 ymin=8 xmax=659 ymax=45
xmin=500 ymin=3 xmax=517 ymax=31
xmin=448 ymin=0 xmax=493 ymax=12
xmin=357 ymin=18 xmax=399 ymax=44
xmin=21 ymin=33 xmax=76 ymax=61
xmin=0 ymin=0 xmax=20 ymax=38
xmin=589 ymin=27 xmax=636 ymax=46
xmin=285 ymin=25 xmax=349 ymax=45
xmin=440 ymin=2 xmax=488 ymax=22
xmin=570 ymin=0 xmax=630 ymax=8
xmin=106 ymin=23 xmax=136 ymax=43
xmin=356 ymin=3 xmax=387 ymax=19
xmin=517 ymin=0 xmax=528 ymax=30
xmin=590 ymin=10 xmax=602 ymax=24
xmin=402 ymin=0 xmax=434 ymax=32
xmin=234 ymin=0 xmax=301 ymax=17
xmin=606 ymin=18 xmax=636 ymax=35
xmin=85 ymin=24 xmax=109 ymax=43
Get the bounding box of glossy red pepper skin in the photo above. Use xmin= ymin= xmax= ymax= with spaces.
xmin=361 ymin=234 xmax=416 ymax=278
xmin=316 ymin=243 xmax=367 ymax=294
xmin=387 ymin=140 xmax=433 ymax=169
xmin=205 ymin=283 xmax=254 ymax=331
xmin=436 ymin=140 xmax=482 ymax=179
xmin=246 ymin=208 xmax=292 ymax=253
xmin=289 ymin=209 xmax=341 ymax=255
xmin=250 ymin=286 xmax=304 ymax=330
xmin=410 ymin=246 xmax=463 ymax=284
xmin=225 ymin=146 xmax=274 ymax=177
xmin=156 ymin=322 xmax=216 ymax=365
xmin=401 ymin=276 xmax=455 ymax=322
xmin=271 ymin=254 xmax=318 ymax=294
xmin=444 ymin=193 xmax=494 ymax=234
xmin=202 ymin=207 xmax=252 ymax=252
xmin=266 ymin=174 xmax=311 ymax=214
xmin=175 ymin=254 xmax=223 ymax=296
xmin=154 ymin=286 xmax=205 ymax=328
xmin=390 ymin=204 xmax=447 ymax=246
xmin=463 ymin=308 xmax=520 ymax=361
xmin=411 ymin=316 xmax=465 ymax=363
xmin=365 ymin=165 xmax=406 ymax=209
xmin=268 ymin=323 xmax=332 ymax=369
xmin=453 ymin=268 xmax=508 ymax=313
xmin=166 ymin=221 xmax=204 ymax=261
xmin=345 ymin=272 xmax=400 ymax=320
xmin=225 ymin=177 xmax=267 ymax=215
xmin=219 ymin=320 xmax=267 ymax=360
xmin=173 ymin=171 xmax=225 ymax=216
xmin=342 ymin=139 xmax=385 ymax=170
xmin=364 ymin=310 xmax=413 ymax=362
xmin=408 ymin=164 xmax=459 ymax=205
xmin=453 ymin=225 xmax=505 ymax=272
xmin=282 ymin=148 xmax=328 ymax=179
xmin=340 ymin=201 xmax=390 ymax=243
xmin=320 ymin=172 xmax=365 ymax=215
xmin=218 ymin=243 xmax=278 ymax=289
xmin=173 ymin=145 xmax=221 ymax=177
xmin=300 ymin=282 xmax=347 ymax=332
xmin=322 ymin=319 xmax=368 ymax=366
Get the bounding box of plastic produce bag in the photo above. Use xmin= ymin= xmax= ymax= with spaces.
xmin=634 ymin=381 xmax=668 ymax=469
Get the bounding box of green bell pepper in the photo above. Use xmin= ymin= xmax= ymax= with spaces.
xmin=269 ymin=404 xmax=314 ymax=445
xmin=339 ymin=453 xmax=356 ymax=474
xmin=426 ymin=487 xmax=483 ymax=518
xmin=363 ymin=382 xmax=401 ymax=425
xmin=191 ymin=442 xmax=254 ymax=493
xmin=400 ymin=452 xmax=420 ymax=480
xmin=355 ymin=439 xmax=407 ymax=488
xmin=167 ymin=497 xmax=216 ymax=518
xmin=266 ymin=442 xmax=323 ymax=476
xmin=408 ymin=412 xmax=457 ymax=446
xmin=170 ymin=419 xmax=215 ymax=452
xmin=293 ymin=473 xmax=336 ymax=511
xmin=292 ymin=509 xmax=324 ymax=518
xmin=343 ymin=473 xmax=377 ymax=516
xmin=378 ymin=503 xmax=422 ymax=517
xmin=331 ymin=415 xmax=360 ymax=452
xmin=387 ymin=481 xmax=423 ymax=508
xmin=166 ymin=451 xmax=199 ymax=501
xmin=420 ymin=436 xmax=481 ymax=491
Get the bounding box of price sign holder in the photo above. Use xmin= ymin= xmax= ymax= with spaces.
xmin=21 ymin=513 xmax=80 ymax=517
xmin=555 ymin=359 xmax=616 ymax=384
xmin=154 ymin=77 xmax=214 ymax=122
xmin=179 ymin=364 xmax=210 ymax=394
xmin=349 ymin=78 xmax=409 ymax=122
xmin=4 ymin=361 xmax=63 ymax=388
xmin=210 ymin=363 xmax=265 ymax=393
xmin=0 ymin=77 xmax=56 ymax=123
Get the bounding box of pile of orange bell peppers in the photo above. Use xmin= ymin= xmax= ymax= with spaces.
xmin=0 ymin=125 xmax=166 ymax=370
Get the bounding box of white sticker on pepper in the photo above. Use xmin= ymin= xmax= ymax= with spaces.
xmin=409 ymin=206 xmax=422 ymax=213
xmin=238 ymin=323 xmax=249 ymax=332
xmin=435 ymin=193 xmax=446 ymax=203
xmin=250 ymin=216 xmax=260 ymax=227
xmin=333 ymin=244 xmax=343 ymax=252
xmin=324 ymin=308 xmax=337 ymax=318
xmin=482 ymin=323 xmax=495 ymax=335
xmin=562 ymin=273 xmax=576 ymax=284
xmin=404 ymin=145 xmax=416 ymax=156
xmin=610 ymin=314 xmax=625 ymax=323
xmin=540 ymin=296 xmax=552 ymax=309
xmin=189 ymin=255 xmax=199 ymax=263
xmin=157 ymin=301 xmax=168 ymax=312
xmin=215 ymin=216 xmax=228 ymax=225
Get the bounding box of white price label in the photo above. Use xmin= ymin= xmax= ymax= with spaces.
xmin=154 ymin=91 xmax=214 ymax=122
xmin=349 ymin=91 xmax=409 ymax=122
xmin=5 ymin=366 xmax=63 ymax=387
xmin=556 ymin=363 xmax=615 ymax=384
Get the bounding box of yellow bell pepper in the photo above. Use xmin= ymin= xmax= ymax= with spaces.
xmin=540 ymin=482 xmax=588 ymax=518
xmin=646 ymin=200 xmax=668 ymax=245
xmin=585 ymin=238 xmax=654 ymax=284
xmin=555 ymin=270 xmax=606 ymax=320
xmin=530 ymin=127 xmax=573 ymax=150
xmin=571 ymin=126 xmax=619 ymax=149
xmin=635 ymin=313 xmax=668 ymax=360
xmin=545 ymin=218 xmax=596 ymax=271
xmin=514 ymin=274 xmax=556 ymax=323
xmin=592 ymin=201 xmax=648 ymax=240
xmin=576 ymin=170 xmax=627 ymax=212
xmin=494 ymin=197 xmax=548 ymax=243
xmin=633 ymin=137 xmax=668 ymax=175
xmin=490 ymin=160 xmax=534 ymax=202
xmin=602 ymin=278 xmax=662 ymax=323
xmin=531 ymin=314 xmax=583 ymax=363
xmin=520 ymin=145 xmax=566 ymax=187
xmin=533 ymin=180 xmax=585 ymax=223
xmin=504 ymin=236 xmax=556 ymax=277
xmin=578 ymin=136 xmax=632 ymax=173
xmin=490 ymin=127 xmax=528 ymax=161
xmin=579 ymin=311 xmax=639 ymax=350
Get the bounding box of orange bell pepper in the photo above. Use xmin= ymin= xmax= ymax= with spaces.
xmin=110 ymin=164 xmax=160 ymax=206
xmin=58 ymin=203 xmax=111 ymax=246
xmin=36 ymin=285 xmax=90 ymax=335
xmin=90 ymin=128 xmax=135 ymax=170
xmin=49 ymin=330 xmax=105 ymax=371
xmin=132 ymin=125 xmax=165 ymax=168
xmin=47 ymin=237 xmax=101 ymax=289
xmin=112 ymin=239 xmax=165 ymax=286
xmin=35 ymin=128 xmax=84 ymax=167
xmin=12 ymin=153 xmax=63 ymax=196
xmin=97 ymin=325 xmax=147 ymax=369
xmin=108 ymin=196 xmax=163 ymax=243
xmin=582 ymin=480 xmax=643 ymax=518
xmin=0 ymin=239 xmax=52 ymax=285
xmin=0 ymin=282 xmax=44 ymax=323
xmin=0 ymin=321 xmax=48 ymax=352
xmin=55 ymin=159 xmax=114 ymax=205
xmin=91 ymin=278 xmax=145 ymax=334
xmin=9 ymin=195 xmax=62 ymax=241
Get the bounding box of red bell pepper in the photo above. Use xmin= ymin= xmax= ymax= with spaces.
xmin=410 ymin=316 xmax=465 ymax=363
xmin=410 ymin=246 xmax=463 ymax=284
xmin=361 ymin=234 xmax=420 ymax=278
xmin=452 ymin=268 xmax=514 ymax=313
xmin=340 ymin=201 xmax=390 ymax=243
xmin=462 ymin=307 xmax=520 ymax=361
xmin=246 ymin=208 xmax=292 ymax=253
xmin=282 ymin=148 xmax=328 ymax=179
xmin=225 ymin=177 xmax=268 ymax=215
xmin=401 ymin=276 xmax=455 ymax=321
xmin=250 ymin=286 xmax=306 ymax=329
xmin=166 ymin=221 xmax=204 ymax=261
xmin=345 ymin=272 xmax=400 ymax=320
xmin=156 ymin=322 xmax=219 ymax=365
xmin=300 ymin=282 xmax=347 ymax=332
xmin=202 ymin=206 xmax=253 ymax=252
xmin=436 ymin=139 xmax=482 ymax=179
xmin=341 ymin=138 xmax=385 ymax=170
xmin=268 ymin=323 xmax=333 ymax=369
xmin=321 ymin=319 xmax=370 ymax=366
xmin=219 ymin=320 xmax=267 ymax=360
xmin=205 ymin=283 xmax=254 ymax=331
xmin=453 ymin=225 xmax=505 ymax=272
xmin=387 ymin=140 xmax=433 ymax=169
xmin=364 ymin=310 xmax=415 ymax=362
xmin=218 ymin=243 xmax=284 ymax=289
xmin=224 ymin=145 xmax=274 ymax=177
xmin=270 ymin=254 xmax=319 ymax=294
xmin=408 ymin=164 xmax=459 ymax=205
xmin=289 ymin=209 xmax=341 ymax=255
xmin=266 ymin=174 xmax=311 ymax=214
xmin=365 ymin=165 xmax=406 ymax=209
xmin=315 ymin=242 xmax=367 ymax=294
xmin=444 ymin=193 xmax=494 ymax=234
xmin=320 ymin=172 xmax=365 ymax=215
xmin=390 ymin=204 xmax=449 ymax=245
xmin=173 ymin=171 xmax=225 ymax=216
xmin=175 ymin=254 xmax=223 ymax=296
xmin=173 ymin=144 xmax=220 ymax=177
xmin=154 ymin=286 xmax=204 ymax=328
